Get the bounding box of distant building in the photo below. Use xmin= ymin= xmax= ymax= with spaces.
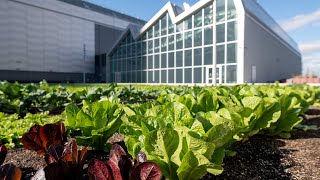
xmin=0 ymin=0 xmax=144 ymax=83
xmin=108 ymin=0 xmax=301 ymax=84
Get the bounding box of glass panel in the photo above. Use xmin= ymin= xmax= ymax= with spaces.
xmin=216 ymin=45 xmax=225 ymax=64
xmin=176 ymin=22 xmax=183 ymax=32
xmin=117 ymin=61 xmax=121 ymax=72
xmin=227 ymin=43 xmax=237 ymax=63
xmin=121 ymin=72 xmax=126 ymax=83
xmin=209 ymin=68 xmax=213 ymax=79
xmin=176 ymin=33 xmax=183 ymax=50
xmin=161 ymin=37 xmax=167 ymax=52
xmin=184 ymin=68 xmax=192 ymax=83
xmin=154 ymin=38 xmax=160 ymax=53
xmin=122 ymin=46 xmax=126 ymax=58
xmin=111 ymin=61 xmax=114 ymax=73
xmin=131 ymin=58 xmax=136 ymax=71
xmin=168 ymin=69 xmax=174 ymax=83
xmin=132 ymin=43 xmax=136 ymax=57
xmin=168 ymin=35 xmax=174 ymax=50
xmin=227 ymin=65 xmax=237 ymax=83
xmin=121 ymin=60 xmax=126 ymax=71
xmin=168 ymin=52 xmax=174 ymax=68
xmin=148 ymin=40 xmax=153 ymax=54
xmin=194 ymin=29 xmax=202 ymax=47
xmin=126 ymin=35 xmax=133 ymax=44
xmin=194 ymin=10 xmax=202 ymax=28
xmin=194 ymin=48 xmax=202 ymax=66
xmin=216 ymin=24 xmax=225 ymax=43
xmin=111 ymin=73 xmax=114 ymax=82
xmin=137 ymin=57 xmax=142 ymax=70
xmin=137 ymin=42 xmax=141 ymax=56
xmin=176 ymin=51 xmax=183 ymax=67
xmin=216 ymin=67 xmax=219 ymax=83
xmin=127 ymin=72 xmax=132 ymax=83
xmin=203 ymin=68 xmax=206 ymax=83
xmin=184 ymin=50 xmax=192 ymax=67
xmin=154 ymin=54 xmax=160 ymax=69
xmin=184 ymin=31 xmax=192 ymax=48
xmin=131 ymin=72 xmax=136 ymax=83
xmin=154 ymin=70 xmax=159 ymax=83
xmin=194 ymin=68 xmax=202 ymax=83
xmin=222 ymin=65 xmax=225 ymax=83
xmin=161 ymin=70 xmax=167 ymax=83
xmin=216 ymin=0 xmax=225 ymax=22
xmin=176 ymin=69 xmax=183 ymax=83
xmin=142 ymin=56 xmax=147 ymax=69
xmin=184 ymin=17 xmax=192 ymax=30
xmin=137 ymin=71 xmax=141 ymax=83
xmin=204 ymin=4 xmax=213 ymax=25
xmin=204 ymin=26 xmax=213 ymax=45
xmin=142 ymin=34 xmax=146 ymax=40
xmin=127 ymin=45 xmax=132 ymax=58
xmin=142 ymin=71 xmax=147 ymax=83
xmin=142 ymin=41 xmax=147 ymax=54
xmin=148 ymin=55 xmax=153 ymax=69
xmin=227 ymin=21 xmax=237 ymax=41
xmin=204 ymin=46 xmax=213 ymax=65
xmin=161 ymin=53 xmax=167 ymax=68
xmin=127 ymin=58 xmax=131 ymax=72
xmin=155 ymin=22 xmax=160 ymax=37
xmin=148 ymin=71 xmax=153 ymax=83
xmin=148 ymin=27 xmax=153 ymax=39
xmin=168 ymin=17 xmax=174 ymax=34
xmin=227 ymin=0 xmax=237 ymax=20
xmin=161 ymin=14 xmax=167 ymax=36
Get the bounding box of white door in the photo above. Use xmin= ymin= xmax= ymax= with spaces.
xmin=206 ymin=67 xmax=214 ymax=84
xmin=216 ymin=65 xmax=222 ymax=84
xmin=206 ymin=66 xmax=223 ymax=84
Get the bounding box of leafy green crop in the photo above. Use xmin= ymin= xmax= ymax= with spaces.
xmin=0 ymin=112 xmax=64 ymax=148
xmin=120 ymin=102 xmax=245 ymax=179
xmin=65 ymin=100 xmax=123 ymax=151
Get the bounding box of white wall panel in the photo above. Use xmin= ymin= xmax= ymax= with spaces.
xmin=243 ymin=16 xmax=301 ymax=83
xmin=8 ymin=1 xmax=27 ymax=71
xmin=0 ymin=0 xmax=9 ymax=70
xmin=27 ymin=5 xmax=44 ymax=71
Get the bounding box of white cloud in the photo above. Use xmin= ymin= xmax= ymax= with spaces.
xmin=299 ymin=41 xmax=320 ymax=55
xmin=281 ymin=9 xmax=320 ymax=31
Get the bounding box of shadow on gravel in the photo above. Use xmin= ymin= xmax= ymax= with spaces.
xmin=289 ymin=129 xmax=320 ymax=139
xmin=305 ymin=108 xmax=320 ymax=116
xmin=300 ymin=116 xmax=320 ymax=127
xmin=203 ymin=135 xmax=293 ymax=180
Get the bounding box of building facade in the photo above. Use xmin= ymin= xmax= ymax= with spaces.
xmin=108 ymin=0 xmax=301 ymax=84
xmin=0 ymin=0 xmax=144 ymax=82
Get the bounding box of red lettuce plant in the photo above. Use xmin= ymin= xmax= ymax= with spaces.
xmin=88 ymin=144 xmax=162 ymax=180
xmin=33 ymin=139 xmax=87 ymax=179
xmin=21 ymin=121 xmax=67 ymax=155
xmin=0 ymin=144 xmax=22 ymax=180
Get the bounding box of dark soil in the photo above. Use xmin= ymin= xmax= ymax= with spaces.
xmin=205 ymin=106 xmax=320 ymax=180
xmin=3 ymin=107 xmax=320 ymax=180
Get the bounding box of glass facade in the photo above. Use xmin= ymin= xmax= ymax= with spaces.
xmin=109 ymin=0 xmax=238 ymax=84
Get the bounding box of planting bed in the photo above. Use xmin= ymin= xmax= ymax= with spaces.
xmin=208 ymin=106 xmax=320 ymax=180
xmin=1 ymin=82 xmax=320 ymax=179
xmin=3 ymin=107 xmax=320 ymax=180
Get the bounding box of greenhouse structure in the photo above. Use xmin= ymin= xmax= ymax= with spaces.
xmin=108 ymin=0 xmax=301 ymax=84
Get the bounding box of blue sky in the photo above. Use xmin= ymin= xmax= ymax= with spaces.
xmin=86 ymin=0 xmax=320 ymax=75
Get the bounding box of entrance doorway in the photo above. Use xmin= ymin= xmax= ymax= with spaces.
xmin=206 ymin=65 xmax=223 ymax=85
